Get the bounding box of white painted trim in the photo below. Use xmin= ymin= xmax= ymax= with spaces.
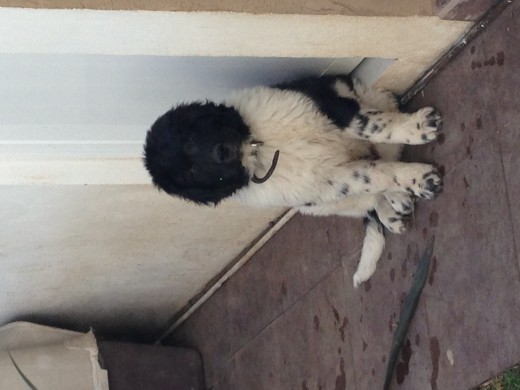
xmin=0 ymin=158 xmax=150 ymax=185
xmin=154 ymin=208 xmax=298 ymax=343
xmin=0 ymin=8 xmax=469 ymax=58
xmin=0 ymin=143 xmax=142 ymax=159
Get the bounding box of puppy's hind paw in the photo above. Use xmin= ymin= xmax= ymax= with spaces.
xmin=383 ymin=215 xmax=409 ymax=234
xmin=384 ymin=192 xmax=414 ymax=215
xmin=376 ymin=196 xmax=410 ymax=234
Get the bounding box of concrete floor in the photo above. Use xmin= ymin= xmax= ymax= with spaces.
xmin=166 ymin=2 xmax=520 ymax=389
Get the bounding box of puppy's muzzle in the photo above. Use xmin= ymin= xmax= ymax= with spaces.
xmin=212 ymin=143 xmax=238 ymax=164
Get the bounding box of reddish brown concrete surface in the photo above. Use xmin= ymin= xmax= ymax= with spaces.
xmin=165 ymin=3 xmax=520 ymax=389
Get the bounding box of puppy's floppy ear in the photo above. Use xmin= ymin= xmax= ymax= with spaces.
xmin=143 ymin=105 xmax=190 ymax=193
xmin=143 ymin=127 xmax=178 ymax=193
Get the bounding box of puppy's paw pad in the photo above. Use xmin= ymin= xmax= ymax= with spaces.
xmin=418 ymin=170 xmax=443 ymax=199
xmin=425 ymin=108 xmax=442 ymax=129
xmin=415 ymin=107 xmax=442 ymax=143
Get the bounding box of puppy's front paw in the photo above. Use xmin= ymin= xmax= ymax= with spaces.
xmin=418 ymin=169 xmax=443 ymax=199
xmin=414 ymin=107 xmax=442 ymax=143
xmin=402 ymin=164 xmax=443 ymax=199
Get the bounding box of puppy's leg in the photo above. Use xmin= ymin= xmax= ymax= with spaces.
xmin=299 ymin=196 xmax=386 ymax=288
xmin=346 ymin=108 xmax=442 ymax=145
xmin=334 ymin=78 xmax=440 ymax=144
xmin=375 ymin=193 xmax=413 ymax=234
xmin=299 ymin=192 xmax=414 ymax=227
xmin=352 ymin=194 xmax=413 ymax=287
xmin=333 ymin=77 xmax=399 ymax=112
xmin=373 ymin=143 xmax=404 ymax=161
xmin=353 ymin=213 xmax=386 ymax=288
xmin=351 ymin=78 xmax=399 ymax=112
xmin=328 ymin=161 xmax=442 ymax=201
xmin=298 ymin=194 xmax=379 ymax=217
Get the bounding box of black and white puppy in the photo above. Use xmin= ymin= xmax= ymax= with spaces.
xmin=143 ymin=75 xmax=442 ymax=287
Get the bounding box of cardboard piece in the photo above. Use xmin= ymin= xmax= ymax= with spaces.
xmin=0 ymin=322 xmax=109 ymax=390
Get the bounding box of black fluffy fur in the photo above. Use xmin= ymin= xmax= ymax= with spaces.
xmin=274 ymin=75 xmax=360 ymax=128
xmin=143 ymin=101 xmax=250 ymax=204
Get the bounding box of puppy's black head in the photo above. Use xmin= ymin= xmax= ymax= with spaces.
xmin=143 ymin=102 xmax=251 ymax=205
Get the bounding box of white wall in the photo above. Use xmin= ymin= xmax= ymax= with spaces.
xmin=0 ymin=52 xmax=361 ymax=335
xmin=0 ymin=185 xmax=285 ymax=334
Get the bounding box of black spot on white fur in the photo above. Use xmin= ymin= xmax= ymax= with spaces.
xmin=274 ymin=75 xmax=360 ymax=128
xmin=355 ymin=114 xmax=369 ymax=132
xmin=353 ymin=171 xmax=370 ymax=184
xmin=370 ymin=124 xmax=383 ymax=134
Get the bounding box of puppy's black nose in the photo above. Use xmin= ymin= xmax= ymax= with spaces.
xmin=212 ymin=143 xmax=237 ymax=163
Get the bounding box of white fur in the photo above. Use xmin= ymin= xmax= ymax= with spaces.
xmin=353 ymin=218 xmax=387 ymax=288
xmin=352 ymin=79 xmax=399 ymax=112
xmin=223 ymin=79 xmax=441 ymax=286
